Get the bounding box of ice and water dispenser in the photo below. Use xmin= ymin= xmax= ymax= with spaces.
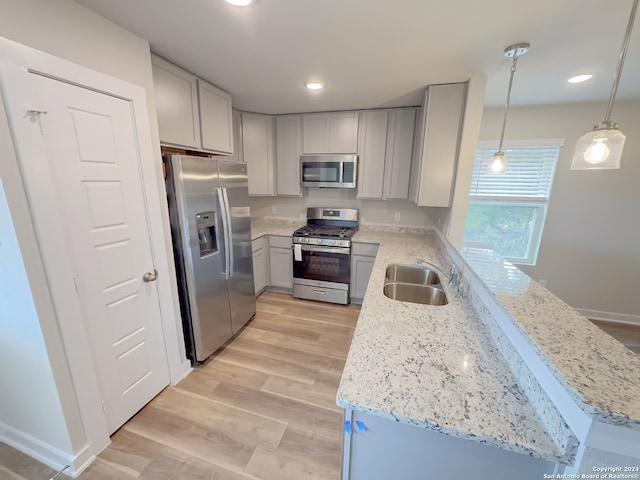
xmin=196 ymin=211 xmax=217 ymax=258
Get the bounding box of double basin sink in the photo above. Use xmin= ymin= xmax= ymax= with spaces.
xmin=383 ymin=264 xmax=448 ymax=306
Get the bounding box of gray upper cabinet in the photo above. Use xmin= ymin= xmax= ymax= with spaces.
xmin=358 ymin=108 xmax=416 ymax=200
xmin=151 ymin=54 xmax=200 ymax=149
xmin=357 ymin=110 xmax=389 ymax=199
xmin=302 ymin=112 xmax=359 ymax=154
xmin=228 ymin=109 xmax=244 ymax=163
xmin=243 ymin=112 xmax=275 ymax=196
xmin=151 ymin=54 xmax=233 ymax=155
xmin=275 ymin=115 xmax=302 ymax=196
xmin=410 ymin=83 xmax=466 ymax=207
xmin=384 ymin=109 xmax=416 ymax=199
xmin=197 ymin=79 xmax=233 ymax=154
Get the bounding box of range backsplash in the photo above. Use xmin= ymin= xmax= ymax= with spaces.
xmin=249 ymin=188 xmax=441 ymax=228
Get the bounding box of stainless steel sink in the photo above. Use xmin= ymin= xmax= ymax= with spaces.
xmin=385 ymin=264 xmax=440 ymax=285
xmin=383 ymin=282 xmax=448 ymax=306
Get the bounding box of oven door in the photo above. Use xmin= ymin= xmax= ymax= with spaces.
xmin=292 ymin=244 xmax=351 ymax=287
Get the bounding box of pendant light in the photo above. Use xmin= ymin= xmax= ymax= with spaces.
xmin=571 ymin=0 xmax=639 ymax=170
xmin=487 ymin=43 xmax=530 ymax=174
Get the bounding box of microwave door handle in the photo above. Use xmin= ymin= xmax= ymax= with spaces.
xmin=338 ymin=161 xmax=344 ymax=184
xmin=216 ymin=188 xmax=229 ymax=278
xmin=222 ymin=187 xmax=234 ymax=277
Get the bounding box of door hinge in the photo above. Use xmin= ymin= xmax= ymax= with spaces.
xmin=101 ymin=401 xmax=107 ymax=417
xmin=26 ymin=109 xmax=47 ymax=135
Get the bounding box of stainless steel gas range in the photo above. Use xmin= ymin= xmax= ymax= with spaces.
xmin=292 ymin=208 xmax=358 ymax=305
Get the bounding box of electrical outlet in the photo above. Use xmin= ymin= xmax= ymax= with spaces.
xmin=271 ymin=206 xmax=277 ymax=215
xmin=394 ymin=212 xmax=401 ymax=222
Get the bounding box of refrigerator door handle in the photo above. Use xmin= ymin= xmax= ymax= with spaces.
xmin=222 ymin=187 xmax=234 ymax=277
xmin=216 ymin=187 xmax=230 ymax=278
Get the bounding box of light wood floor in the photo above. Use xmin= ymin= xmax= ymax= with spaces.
xmin=592 ymin=319 xmax=640 ymax=355
xmin=6 ymin=296 xmax=636 ymax=479
xmin=74 ymin=291 xmax=360 ymax=480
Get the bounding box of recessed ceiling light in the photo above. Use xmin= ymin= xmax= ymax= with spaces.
xmin=305 ymin=81 xmax=326 ymax=91
xmin=224 ymin=0 xmax=253 ymax=6
xmin=568 ymin=74 xmax=593 ymax=83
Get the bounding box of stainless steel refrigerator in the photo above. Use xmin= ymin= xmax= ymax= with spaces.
xmin=164 ymin=155 xmax=256 ymax=364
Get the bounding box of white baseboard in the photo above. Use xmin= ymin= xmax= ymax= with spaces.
xmin=0 ymin=421 xmax=74 ymax=475
xmin=577 ymin=308 xmax=640 ymax=326
xmin=174 ymin=359 xmax=193 ymax=385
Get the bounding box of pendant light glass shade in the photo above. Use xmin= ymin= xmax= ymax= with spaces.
xmin=571 ymin=124 xmax=626 ymax=170
xmin=572 ymin=0 xmax=637 ymax=170
xmin=487 ymin=152 xmax=507 ymax=174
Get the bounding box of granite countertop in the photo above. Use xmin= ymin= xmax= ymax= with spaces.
xmin=337 ymin=227 xmax=573 ymax=464
xmin=455 ymin=244 xmax=640 ymax=430
xmin=250 ymin=217 xmax=304 ymax=240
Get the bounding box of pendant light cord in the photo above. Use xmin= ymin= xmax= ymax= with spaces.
xmin=603 ymin=0 xmax=639 ymax=123
xmin=497 ymin=55 xmax=519 ymax=152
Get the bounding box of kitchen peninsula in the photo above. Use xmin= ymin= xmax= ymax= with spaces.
xmin=251 ymin=219 xmax=640 ymax=480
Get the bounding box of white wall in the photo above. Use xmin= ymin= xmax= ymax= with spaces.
xmin=479 ymin=100 xmax=640 ymax=321
xmin=0 ymin=0 xmax=187 ymax=471
xmin=0 ymin=179 xmax=73 ymax=456
xmin=0 ymin=0 xmax=186 ymax=363
xmin=250 ymin=189 xmax=434 ymax=228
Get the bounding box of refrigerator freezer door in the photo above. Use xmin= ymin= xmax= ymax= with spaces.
xmin=218 ymin=160 xmax=256 ymax=334
xmin=171 ymin=156 xmax=233 ymax=361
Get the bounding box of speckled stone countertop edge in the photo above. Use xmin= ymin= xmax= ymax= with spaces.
xmin=443 ymin=237 xmax=640 ymax=431
xmin=250 ymin=217 xmax=304 ymax=240
xmin=336 ymin=229 xmax=571 ymax=465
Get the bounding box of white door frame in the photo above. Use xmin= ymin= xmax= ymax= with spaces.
xmin=0 ymin=37 xmax=190 ymax=475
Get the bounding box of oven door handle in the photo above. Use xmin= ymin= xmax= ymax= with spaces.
xmin=294 ymin=244 xmax=351 ymax=255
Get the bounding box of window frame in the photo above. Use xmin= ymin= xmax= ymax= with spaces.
xmin=465 ymin=140 xmax=563 ymax=266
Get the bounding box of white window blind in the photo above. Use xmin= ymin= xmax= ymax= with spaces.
xmin=464 ymin=144 xmax=562 ymax=266
xmin=470 ymin=146 xmax=560 ymax=199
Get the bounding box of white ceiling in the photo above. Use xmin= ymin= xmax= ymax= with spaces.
xmin=74 ymin=0 xmax=640 ymax=115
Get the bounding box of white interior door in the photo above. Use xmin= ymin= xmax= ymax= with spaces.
xmin=30 ymin=73 xmax=170 ymax=434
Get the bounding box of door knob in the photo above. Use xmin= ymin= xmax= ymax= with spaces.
xmin=143 ymin=269 xmax=158 ymax=282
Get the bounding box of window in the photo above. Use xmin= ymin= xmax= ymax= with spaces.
xmin=464 ymin=142 xmax=562 ymax=265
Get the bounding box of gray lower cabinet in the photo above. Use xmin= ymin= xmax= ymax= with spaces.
xmin=269 ymin=235 xmax=293 ymax=291
xmin=251 ymin=237 xmax=268 ymax=295
xmin=342 ymin=409 xmax=555 ymax=480
xmin=350 ymin=242 xmax=379 ymax=304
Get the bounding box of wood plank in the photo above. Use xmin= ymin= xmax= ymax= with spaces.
xmin=245 ymin=444 xmax=340 ymax=480
xmin=0 ymin=443 xmax=66 ymax=480
xmin=77 ymin=458 xmax=138 ymax=480
xmin=225 ymin=337 xmax=348 ymax=375
xmin=258 ymin=294 xmax=360 ymax=328
xmin=139 ymin=444 xmax=257 ymax=480
xmin=261 ymin=373 xmax=342 ymax=412
xmin=210 ymin=382 xmax=342 ymax=442
xmin=180 ymin=360 xmax=268 ymax=392
xmin=149 ymin=387 xmax=288 ymax=448
xmin=251 ymin=312 xmax=354 ymax=340
xmin=5 ymin=293 xmax=359 ymax=480
xmin=215 ymin=346 xmax=319 ymax=384
xmin=96 ymin=429 xmax=158 ymax=477
xmin=123 ymin=404 xmax=256 ymax=470
xmin=257 ymin=329 xmax=354 ymax=360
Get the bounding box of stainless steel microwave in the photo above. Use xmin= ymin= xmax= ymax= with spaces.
xmin=300 ymin=155 xmax=358 ymax=188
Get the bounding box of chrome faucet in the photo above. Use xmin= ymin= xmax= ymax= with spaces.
xmin=416 ymin=259 xmax=460 ymax=286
